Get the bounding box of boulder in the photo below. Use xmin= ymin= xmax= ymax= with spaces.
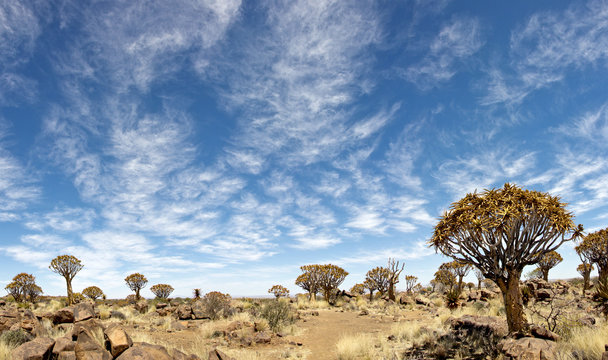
xmin=479 ymin=289 xmax=497 ymax=300
xmin=254 ymin=331 xmax=271 ymax=344
xmin=535 ymin=289 xmax=552 ymax=301
xmin=74 ymin=328 xmax=112 ymax=360
xmin=208 ymin=348 xmax=235 ymax=360
xmin=578 ymin=316 xmax=596 ymax=327
xmin=103 ymin=324 xmax=133 ymax=357
xmin=191 ymin=301 xmax=207 ymax=319
xmin=155 ymin=303 xmax=168 ymax=309
xmin=73 ymin=303 xmax=95 ymax=323
xmin=530 ymin=325 xmax=560 ymax=341
xmin=0 ymin=308 xmax=21 ymax=332
xmin=176 ymin=304 xmax=193 ymax=320
xmin=53 ymin=307 xmax=75 ymax=324
xmin=57 ymin=351 xmax=77 ymax=360
xmin=414 ymin=296 xmax=431 ymax=306
xmin=172 ymin=349 xmax=201 ymax=360
xmin=10 ymin=310 xmax=46 ymax=337
xmin=53 ymin=336 xmax=76 ymax=355
xmin=134 ymin=301 xmax=148 ymax=314
xmin=499 ymin=337 xmax=557 ymax=360
xmin=71 ymin=319 xmax=105 ymax=341
xmin=450 ymin=315 xmax=508 ymax=338
xmin=602 ymin=345 xmax=608 ymax=360
xmin=11 ymin=337 xmax=55 ymax=360
xmin=115 ymin=342 xmax=173 ymax=360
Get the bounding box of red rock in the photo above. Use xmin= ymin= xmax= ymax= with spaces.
xmin=11 ymin=337 xmax=55 ymax=360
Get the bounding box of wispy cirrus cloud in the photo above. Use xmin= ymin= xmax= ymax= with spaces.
xmin=482 ymin=0 xmax=608 ymax=106
xmin=400 ymin=16 xmax=484 ymax=90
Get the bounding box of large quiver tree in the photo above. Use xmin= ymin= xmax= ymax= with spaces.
xmin=429 ymin=183 xmax=582 ymax=334
xmin=50 ymin=255 xmax=84 ymax=305
xmin=576 ymin=228 xmax=608 ymax=281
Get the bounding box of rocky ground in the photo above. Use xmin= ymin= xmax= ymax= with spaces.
xmin=1 ymin=279 xmax=608 ymax=359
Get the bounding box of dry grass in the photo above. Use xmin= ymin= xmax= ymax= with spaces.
xmin=556 ymin=320 xmax=608 ymax=359
xmin=336 ymin=333 xmax=378 ymax=360
xmin=0 ymin=342 xmax=15 ymax=360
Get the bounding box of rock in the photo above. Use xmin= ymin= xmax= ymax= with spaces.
xmin=226 ymin=321 xmax=243 ymax=332
xmin=71 ymin=319 xmax=104 ymax=341
xmin=0 ymin=308 xmax=22 ymax=332
xmin=415 ymin=296 xmax=431 ymax=306
xmin=171 ymin=321 xmax=187 ymax=331
xmin=75 ymin=328 xmax=112 ymax=360
xmin=53 ymin=307 xmax=75 ymax=324
xmin=0 ymin=299 xmax=6 ymax=306
xmin=172 ymin=349 xmax=201 ymax=360
xmin=115 ymin=342 xmax=173 ymax=360
xmin=468 ymin=291 xmax=481 ymax=302
xmin=176 ymin=304 xmax=193 ymax=320
xmin=11 ymin=337 xmax=54 ymax=360
xmin=530 ymin=325 xmax=560 ymax=341
xmin=208 ymin=348 xmax=235 ymax=360
xmin=155 ymin=303 xmax=168 ymax=309
xmin=74 ymin=303 xmax=95 ymax=323
xmin=450 ymin=315 xmax=508 ymax=338
xmin=358 ymin=309 xmax=369 ymax=316
xmin=156 ymin=308 xmax=169 ymax=317
xmin=578 ymin=316 xmax=596 ymax=327
xmin=499 ymin=337 xmax=557 ymax=360
xmin=103 ymin=324 xmax=133 ymax=357
xmin=310 ymin=311 xmax=319 ymax=316
xmin=191 ymin=301 xmax=207 ymax=319
xmin=535 ymin=289 xmax=552 ymax=301
xmin=11 ymin=310 xmax=46 ymax=337
xmin=134 ymin=301 xmax=148 ymax=314
xmin=479 ymin=289 xmax=496 ymax=300
xmin=57 ymin=351 xmax=77 ymax=360
xmin=53 ymin=336 xmax=76 ymax=355
xmin=254 ymin=331 xmax=271 ymax=344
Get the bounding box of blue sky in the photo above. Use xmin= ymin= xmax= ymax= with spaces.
xmin=1 ymin=0 xmax=608 ymax=298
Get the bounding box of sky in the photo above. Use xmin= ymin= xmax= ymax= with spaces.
xmin=1 ymin=0 xmax=608 ymax=299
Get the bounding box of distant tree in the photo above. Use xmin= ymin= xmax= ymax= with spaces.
xmin=349 ymin=283 xmax=365 ymax=296
xmin=201 ymin=291 xmax=231 ymax=320
xmin=5 ymin=273 xmax=41 ymax=303
xmin=82 ymin=286 xmax=104 ymax=300
xmin=193 ymin=288 xmax=201 ymax=300
xmin=268 ymin=285 xmax=290 ymax=299
xmin=49 ymin=255 xmax=84 ymax=305
xmin=577 ymin=263 xmax=594 ymax=292
xmin=365 ymin=267 xmax=390 ymax=301
xmin=386 ymin=258 xmax=404 ymax=301
xmin=429 ymin=279 xmax=438 ymax=293
xmin=536 ymin=251 xmax=563 ymax=281
xmin=576 ymin=228 xmax=608 ymax=281
xmin=318 ymin=264 xmax=348 ymax=302
xmin=434 ymin=267 xmax=456 ymax=293
xmin=525 ymin=268 xmax=543 ymax=280
xmin=404 ymin=275 xmax=418 ymax=294
xmin=295 ymin=266 xmax=320 ymax=301
xmin=125 ymin=273 xmax=148 ymax=300
xmin=150 ymin=284 xmax=174 ymax=299
xmin=429 ymin=184 xmax=582 ymax=334
xmin=474 ymin=268 xmax=484 ymax=290
xmin=467 ymin=282 xmax=475 ymax=292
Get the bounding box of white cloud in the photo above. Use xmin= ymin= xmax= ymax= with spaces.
xmin=402 ymin=17 xmax=483 ymax=90
xmin=25 ymin=207 xmax=96 ymax=232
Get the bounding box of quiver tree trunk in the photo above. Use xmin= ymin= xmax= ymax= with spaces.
xmin=388 ymin=285 xmax=396 ymax=301
xmin=66 ymin=279 xmax=73 ymax=305
xmin=369 ymin=290 xmax=374 ymax=301
xmin=542 ymin=270 xmax=549 ymax=282
xmin=496 ymin=271 xmax=529 ymax=334
xmin=583 ymin=271 xmax=591 ymax=292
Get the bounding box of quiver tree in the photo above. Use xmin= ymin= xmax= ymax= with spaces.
xmin=5 ymin=273 xmax=41 ymax=303
xmin=150 ymin=284 xmax=174 ymax=299
xmin=268 ymin=285 xmax=290 ymax=299
xmin=193 ymin=288 xmax=201 ymax=299
xmin=429 ymin=183 xmax=583 ymax=334
xmin=350 ymin=283 xmax=365 ymax=296
xmin=536 ymin=251 xmax=563 ymax=281
xmin=82 ymin=286 xmax=104 ymax=300
xmin=365 ymin=267 xmax=390 ymax=301
xmin=474 ymin=268 xmax=484 ymax=290
xmin=386 ymin=258 xmax=404 ymax=301
xmin=404 ymin=275 xmax=418 ymax=294
xmin=295 ymin=266 xmax=320 ymax=301
xmin=441 ymin=261 xmax=471 ymax=292
xmin=125 ymin=273 xmax=148 ymax=300
xmin=49 ymin=255 xmax=83 ymax=305
xmin=433 ymin=267 xmax=456 ymax=293
xmin=318 ymin=264 xmax=348 ymax=302
xmin=577 ymin=263 xmax=594 ymax=292
xmin=576 ymin=228 xmax=608 ymax=281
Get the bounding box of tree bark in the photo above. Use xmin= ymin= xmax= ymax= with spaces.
xmin=599 ymin=266 xmax=608 ymax=283
xmin=542 ymin=270 xmax=549 ymax=282
xmin=136 ymin=288 xmax=141 ymax=300
xmin=388 ymin=284 xmax=396 ymax=301
xmin=583 ymin=271 xmax=590 ymax=292
xmin=497 ymin=271 xmax=529 ymax=334
xmin=66 ymin=278 xmax=73 ymax=305
xmin=369 ymin=290 xmax=374 ymax=301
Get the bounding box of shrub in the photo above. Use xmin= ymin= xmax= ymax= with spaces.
xmin=201 ymin=291 xmax=231 ymax=320
xmin=261 ymin=300 xmax=294 ymax=332
xmin=193 ymin=288 xmax=201 ymax=300
xmin=444 ymin=288 xmax=460 ymax=309
xmin=0 ymin=330 xmax=31 ymax=347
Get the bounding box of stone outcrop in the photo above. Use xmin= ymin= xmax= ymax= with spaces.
xmin=73 ymin=303 xmax=95 ymax=323
xmin=208 ymin=349 xmax=235 ymax=360
xmin=499 ymin=337 xmax=557 ymax=360
xmin=53 ymin=307 xmax=75 ymax=324
xmin=74 ymin=328 xmax=112 ymax=360
xmin=115 ymin=342 xmax=173 ymax=360
xmin=176 ymin=304 xmax=193 ymax=320
xmin=103 ymin=324 xmax=133 ymax=358
xmin=11 ymin=337 xmax=55 ymax=360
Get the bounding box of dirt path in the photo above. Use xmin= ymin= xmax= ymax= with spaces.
xmin=291 ymin=310 xmax=396 ymax=360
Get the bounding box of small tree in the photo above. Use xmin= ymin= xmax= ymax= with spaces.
xmin=5 ymin=273 xmax=41 ymax=303
xmin=318 ymin=264 xmax=348 ymax=302
xmin=350 ymin=283 xmax=365 ymax=296
xmin=387 ymin=258 xmax=404 ymax=301
xmin=125 ymin=273 xmax=148 ymax=300
xmin=150 ymin=284 xmax=174 ymax=299
xmin=525 ymin=268 xmax=543 ymax=280
xmin=474 ymin=268 xmax=484 ymax=290
xmin=434 ymin=267 xmax=456 ymax=293
xmin=365 ymin=267 xmax=390 ymax=301
xmin=404 ymin=275 xmax=418 ymax=294
xmin=536 ymin=251 xmax=563 ymax=281
xmin=82 ymin=286 xmax=104 ymax=300
xmin=295 ymin=266 xmax=319 ymax=301
xmin=202 ymin=291 xmax=231 ymax=320
xmin=49 ymin=255 xmax=83 ymax=305
xmin=268 ymin=285 xmax=290 ymax=299
xmin=193 ymin=288 xmax=201 ymax=299
xmin=576 ymin=228 xmax=608 ymax=281
xmin=429 ymin=184 xmax=582 ymax=334
xmin=577 ymin=263 xmax=594 ymax=292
